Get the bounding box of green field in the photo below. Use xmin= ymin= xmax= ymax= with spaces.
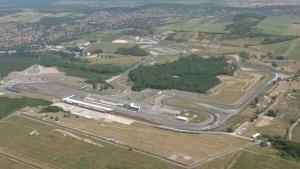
xmin=256 ymin=16 xmax=300 ymax=35
xmin=0 ymin=10 xmax=73 ymax=23
xmin=0 ymin=157 xmax=35 ymax=169
xmin=157 ymin=17 xmax=232 ymax=32
xmin=0 ymin=97 xmax=50 ymax=119
xmin=0 ymin=54 xmax=38 ymax=77
xmin=260 ymin=40 xmax=292 ymax=56
xmin=199 ymin=149 xmax=300 ymax=169
xmin=180 ymin=111 xmax=207 ymax=123
xmin=88 ymin=42 xmax=135 ymax=53
xmin=0 ymin=116 xmax=182 ymax=169
xmin=287 ymin=40 xmax=300 ymax=60
xmin=77 ymin=29 xmax=125 ymax=43
xmin=167 ymin=31 xmax=196 ymax=42
xmin=293 ymin=124 xmax=300 ymax=143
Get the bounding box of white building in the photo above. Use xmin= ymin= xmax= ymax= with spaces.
xmin=251 ymin=133 xmax=261 ymax=139
xmin=175 ymin=116 xmax=189 ymax=122
xmin=129 ymin=102 xmax=140 ymax=111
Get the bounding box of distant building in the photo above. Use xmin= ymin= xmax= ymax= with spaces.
xmin=251 ymin=133 xmax=261 ymax=139
xmin=129 ymin=102 xmax=140 ymax=111
xmin=175 ymin=116 xmax=189 ymax=122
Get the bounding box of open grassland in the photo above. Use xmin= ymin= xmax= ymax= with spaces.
xmin=157 ymin=17 xmax=232 ymax=32
xmin=241 ymin=81 xmax=300 ymax=138
xmin=145 ymin=54 xmax=183 ymax=65
xmin=87 ymin=55 xmax=141 ymax=67
xmin=220 ymin=37 xmax=263 ymax=47
xmin=256 ymin=16 xmax=300 ymax=35
xmin=0 ymin=116 xmax=182 ymax=169
xmin=285 ymin=39 xmax=300 ymax=60
xmin=0 ymin=157 xmax=35 ymax=169
xmin=258 ymin=38 xmax=300 ymax=60
xmin=77 ymin=29 xmax=125 ymax=43
xmin=163 ymin=97 xmax=209 ymax=111
xmin=216 ymin=106 xmax=256 ymax=131
xmin=293 ymin=125 xmax=300 ymax=143
xmin=0 ymin=97 xmax=50 ymax=120
xmin=169 ymin=31 xmax=196 ymax=42
xmin=29 ymin=111 xmax=249 ymax=166
xmin=199 ymin=145 xmax=300 ymax=169
xmin=88 ymin=42 xmax=135 ymax=53
xmin=201 ymin=70 xmax=263 ymax=105
xmin=259 ymin=40 xmax=292 ymax=56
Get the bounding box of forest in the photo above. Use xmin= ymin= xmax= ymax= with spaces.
xmin=129 ymin=55 xmax=236 ymax=93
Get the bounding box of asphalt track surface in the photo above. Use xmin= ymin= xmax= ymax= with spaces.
xmin=0 ymin=56 xmax=279 ymax=132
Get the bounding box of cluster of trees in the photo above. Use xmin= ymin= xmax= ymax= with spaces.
xmin=0 ymin=97 xmax=50 ymax=119
xmin=40 ymin=106 xmax=66 ymax=113
xmin=0 ymin=52 xmax=39 ymax=77
xmin=262 ymin=36 xmax=296 ymax=44
xmin=115 ymin=45 xmax=148 ymax=56
xmin=225 ymin=14 xmax=265 ymax=36
xmin=39 ymin=16 xmax=76 ymax=26
xmin=129 ymin=55 xmax=236 ymax=93
xmin=266 ymin=109 xmax=278 ymax=117
xmin=239 ymin=52 xmax=250 ymax=60
xmin=39 ymin=52 xmax=123 ymax=76
xmin=263 ymin=136 xmax=300 ymax=161
xmin=38 ymin=51 xmax=124 ymax=89
xmin=85 ymin=76 xmax=112 ymax=90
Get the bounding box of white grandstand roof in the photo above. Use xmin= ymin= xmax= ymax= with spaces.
xmin=62 ymin=98 xmax=113 ymax=112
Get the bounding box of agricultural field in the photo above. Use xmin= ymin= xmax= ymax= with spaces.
xmin=157 ymin=17 xmax=232 ymax=32
xmin=285 ymin=39 xmax=300 ymax=60
xmin=167 ymin=31 xmax=196 ymax=42
xmin=220 ymin=37 xmax=263 ymax=47
xmin=27 ymin=111 xmax=249 ymax=166
xmin=256 ymin=16 xmax=300 ymax=35
xmin=0 ymin=157 xmax=35 ymax=169
xmin=199 ymin=148 xmax=300 ymax=169
xmin=0 ymin=10 xmax=73 ymax=23
xmin=0 ymin=116 xmax=182 ymax=169
xmin=257 ymin=38 xmax=300 ymax=60
xmin=259 ymin=40 xmax=293 ymax=56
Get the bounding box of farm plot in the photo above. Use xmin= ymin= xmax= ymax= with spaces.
xmin=27 ymin=111 xmax=249 ymax=166
xmin=157 ymin=17 xmax=232 ymax=32
xmin=0 ymin=116 xmax=182 ymax=169
xmin=199 ymin=149 xmax=300 ymax=169
xmin=256 ymin=16 xmax=300 ymax=35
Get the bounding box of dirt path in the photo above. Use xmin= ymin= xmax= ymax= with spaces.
xmin=288 ymin=117 xmax=300 ymax=140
